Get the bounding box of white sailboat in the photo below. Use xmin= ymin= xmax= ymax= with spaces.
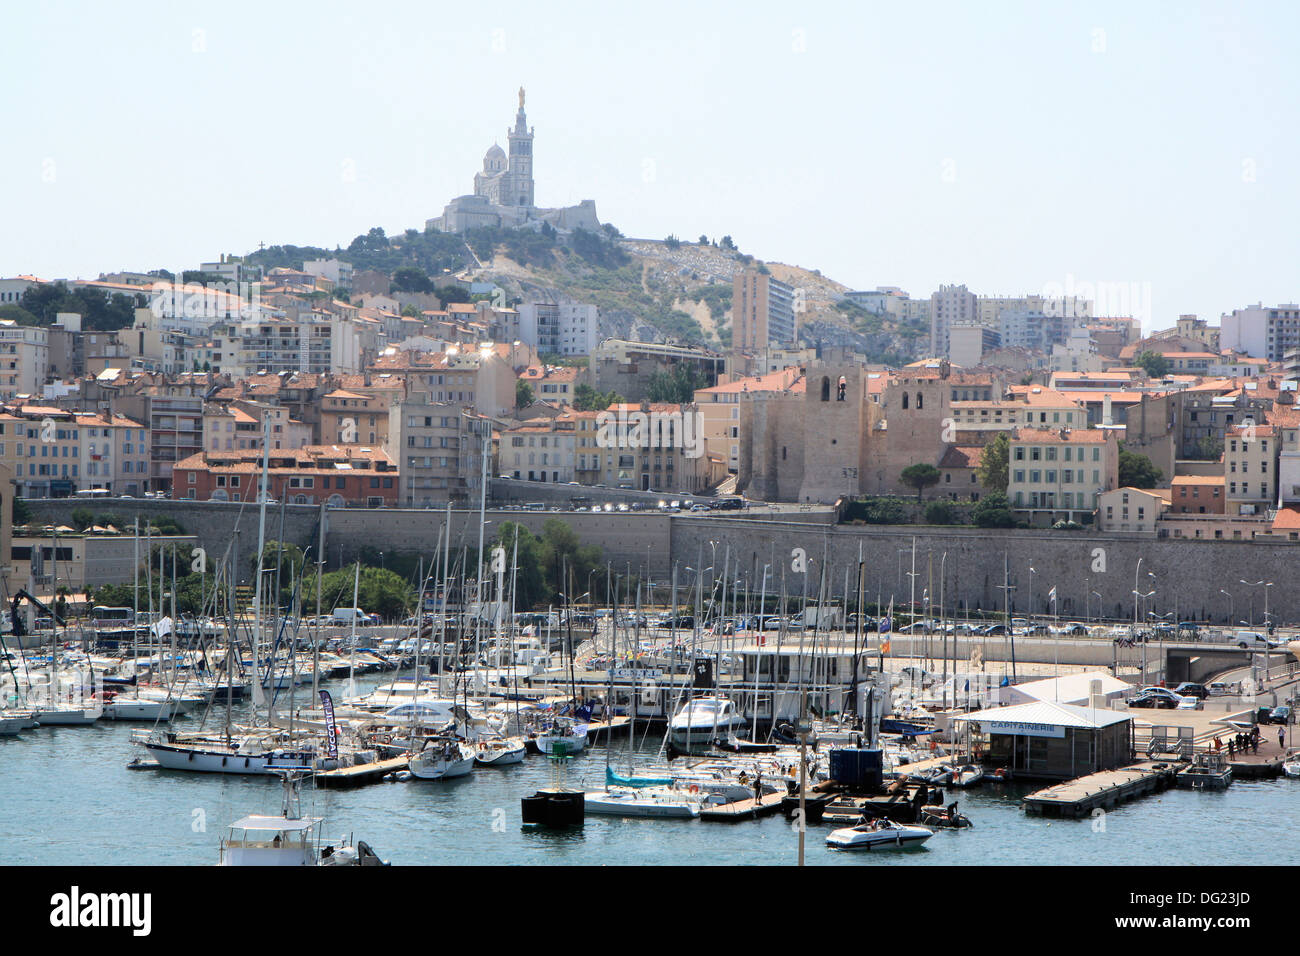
xmin=668 ymin=696 xmax=747 ymax=753
xmin=473 ymin=734 xmax=527 ymax=766
xmin=407 ymin=737 xmax=475 ymax=779
xmin=583 ymin=785 xmax=702 ymax=818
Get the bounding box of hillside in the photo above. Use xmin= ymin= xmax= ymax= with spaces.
xmin=241 ymin=225 xmax=928 ymax=363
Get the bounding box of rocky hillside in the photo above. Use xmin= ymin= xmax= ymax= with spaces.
xmin=242 ymin=225 xmax=928 ymax=362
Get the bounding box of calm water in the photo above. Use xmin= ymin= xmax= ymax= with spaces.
xmin=3 ymin=674 xmax=1297 ymax=866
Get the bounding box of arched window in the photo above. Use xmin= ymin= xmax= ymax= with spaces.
xmin=916 ymin=392 xmax=924 ymax=410
xmin=820 ymin=377 xmax=830 ymax=402
xmin=837 ymin=376 xmax=847 ymax=401
xmin=902 ymin=392 xmax=909 ymax=409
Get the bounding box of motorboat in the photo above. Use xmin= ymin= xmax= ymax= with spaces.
xmin=826 ymin=817 xmax=934 ymax=850
xmin=949 ymin=763 xmax=984 ymax=788
xmin=583 ymin=786 xmax=702 ymax=818
xmin=668 ymin=696 xmax=748 ymax=753
xmin=919 ymin=802 xmax=973 ymax=829
xmin=218 ymin=766 xmax=389 ymax=866
xmin=1284 ymin=753 xmax=1300 ymax=779
xmin=1177 ymin=751 xmax=1233 ymax=790
xmin=473 ymin=735 xmax=527 ymax=766
xmin=407 ymin=738 xmax=475 ymax=780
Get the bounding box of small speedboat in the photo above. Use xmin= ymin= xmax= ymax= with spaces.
xmin=1282 ymin=754 xmax=1300 ymax=779
xmin=826 ymin=817 xmax=934 ymax=850
xmin=949 ymin=764 xmax=984 ymax=788
xmin=920 ymin=803 xmax=973 ymax=829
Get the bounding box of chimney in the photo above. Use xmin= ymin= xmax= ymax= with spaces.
xmin=1102 ymin=392 xmax=1113 ymax=426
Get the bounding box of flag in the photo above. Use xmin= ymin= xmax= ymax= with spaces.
xmin=1048 ymin=586 xmax=1057 ymax=605
xmin=964 ymin=679 xmax=970 ymax=692
xmin=881 ymin=639 xmax=891 ymax=654
xmin=319 ymin=690 xmax=339 ymax=759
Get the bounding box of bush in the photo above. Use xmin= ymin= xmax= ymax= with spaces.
xmin=924 ymin=501 xmax=956 ymax=525
xmin=972 ymin=493 xmax=1015 ymax=528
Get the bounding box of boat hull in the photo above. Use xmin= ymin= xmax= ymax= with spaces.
xmin=142 ymin=742 xmax=313 ymax=774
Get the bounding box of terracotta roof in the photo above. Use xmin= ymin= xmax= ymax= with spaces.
xmin=1271 ymin=507 xmax=1300 ymax=531
xmin=938 ymin=446 xmax=983 ymax=468
xmin=1013 ymin=427 xmax=1112 ymax=443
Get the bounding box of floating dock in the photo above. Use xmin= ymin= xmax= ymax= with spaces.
xmin=314 ymin=756 xmax=409 ymax=788
xmin=1023 ymin=760 xmax=1179 ymax=818
xmin=699 ymin=790 xmax=787 ymax=821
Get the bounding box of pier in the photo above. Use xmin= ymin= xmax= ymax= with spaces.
xmin=314 ymin=756 xmax=410 ymax=789
xmin=1022 ymin=760 xmax=1179 ymax=818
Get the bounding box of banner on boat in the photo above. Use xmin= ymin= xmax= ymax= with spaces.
xmin=320 ymin=690 xmax=339 ymax=758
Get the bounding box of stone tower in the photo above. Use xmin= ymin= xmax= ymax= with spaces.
xmin=797 ymin=364 xmax=871 ymax=503
xmin=507 ymin=86 xmax=534 ymax=208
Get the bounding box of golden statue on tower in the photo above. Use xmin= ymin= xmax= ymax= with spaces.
xmin=518 ymin=86 xmax=525 ymax=110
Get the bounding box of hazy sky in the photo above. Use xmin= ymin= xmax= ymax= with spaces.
xmin=4 ymin=1 xmax=1298 ymax=330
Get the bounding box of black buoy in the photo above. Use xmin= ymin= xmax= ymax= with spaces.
xmin=521 ymin=789 xmax=585 ymax=827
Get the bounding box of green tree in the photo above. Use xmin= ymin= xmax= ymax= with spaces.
xmin=1118 ymin=447 xmax=1163 ymax=488
xmin=250 ymin=541 xmax=306 ymax=607
xmin=495 ymin=521 xmax=549 ymax=608
xmin=663 ymin=235 xmax=681 ymax=249
xmin=573 ymin=384 xmax=623 ymax=412
xmin=305 ymin=565 xmax=413 ymax=621
xmin=972 ymin=492 xmax=1016 ymax=528
xmin=976 ymin=432 xmax=1010 ymax=493
xmin=400 ymin=304 xmax=421 ymax=318
xmin=12 ymin=496 xmax=33 ymax=526
xmin=516 ymin=379 xmax=535 ymax=408
xmin=1134 ymin=350 xmax=1171 ymax=378
xmin=392 ymin=266 xmax=434 ymax=293
xmin=900 ymin=463 xmax=941 ymax=503
xmin=647 ymin=364 xmax=704 ymax=404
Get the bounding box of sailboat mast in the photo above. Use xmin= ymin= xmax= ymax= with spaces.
xmin=250 ymin=415 xmax=271 ymax=714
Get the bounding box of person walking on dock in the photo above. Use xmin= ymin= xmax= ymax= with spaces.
xmin=1280 ymin=727 xmax=1286 ymax=751
xmin=1227 ymin=738 xmax=1235 ymax=757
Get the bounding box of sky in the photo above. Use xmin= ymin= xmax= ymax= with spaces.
xmin=3 ymin=0 xmax=1298 ymax=331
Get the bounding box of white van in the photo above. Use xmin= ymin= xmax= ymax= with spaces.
xmin=1232 ymin=630 xmax=1276 ymax=650
xmin=332 ymin=607 xmax=369 ymax=626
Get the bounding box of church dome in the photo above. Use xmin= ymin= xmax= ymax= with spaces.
xmin=483 ymin=143 xmax=506 ymax=172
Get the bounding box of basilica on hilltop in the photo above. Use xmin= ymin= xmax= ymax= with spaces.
xmin=427 ymin=89 xmax=601 ymax=235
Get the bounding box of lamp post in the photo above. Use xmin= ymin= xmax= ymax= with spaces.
xmin=1029 ymin=566 xmax=1037 ymax=623
xmin=1241 ymin=579 xmax=1264 ymax=628
xmin=1132 ymin=588 xmax=1156 ymax=683
xmin=1220 ymin=589 xmax=1234 ymax=627
xmin=1091 ymin=590 xmax=1102 ymax=625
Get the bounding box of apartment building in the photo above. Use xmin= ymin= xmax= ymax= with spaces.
xmin=517 ymin=301 xmax=600 ymax=356
xmin=0 ymin=322 xmax=49 ymax=400
xmin=173 ymin=444 xmax=398 ymax=507
xmin=1221 ymin=303 xmax=1300 ymax=362
xmin=1224 ymin=422 xmax=1277 ymax=514
xmin=1008 ymin=427 xmax=1119 ymax=525
xmin=732 ymin=269 xmax=796 ymax=353
xmin=388 ymin=400 xmax=493 ymax=506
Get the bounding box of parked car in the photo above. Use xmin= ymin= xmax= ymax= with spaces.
xmin=1265 ymin=705 xmax=1292 ymax=725
xmin=1206 ymin=681 xmax=1235 ymax=697
xmin=1173 ymin=682 xmax=1208 ymax=699
xmin=1127 ymin=693 xmax=1179 ymax=709
xmin=1175 ymin=696 xmax=1202 ymax=710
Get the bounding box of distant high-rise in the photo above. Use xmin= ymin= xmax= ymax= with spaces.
xmin=732 ymin=269 xmax=796 ymax=354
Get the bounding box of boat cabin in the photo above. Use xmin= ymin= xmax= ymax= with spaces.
xmin=219 ymin=815 xmax=321 ymax=866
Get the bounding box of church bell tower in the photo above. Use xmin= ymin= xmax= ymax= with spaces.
xmin=507 ymin=86 xmax=534 ymax=208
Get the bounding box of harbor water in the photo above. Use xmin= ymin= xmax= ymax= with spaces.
xmin=3 ymin=674 xmax=1297 ymax=866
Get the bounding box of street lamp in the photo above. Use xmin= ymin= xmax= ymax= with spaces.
xmin=1241 ymin=579 xmax=1264 ymax=628
xmin=1090 ymin=590 xmax=1102 ymax=625
xmin=1029 ymin=566 xmax=1037 ymax=621
xmin=1220 ymin=589 xmax=1234 ymax=626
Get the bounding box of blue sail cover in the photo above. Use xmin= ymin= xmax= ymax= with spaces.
xmin=606 ymin=766 xmax=673 ymax=788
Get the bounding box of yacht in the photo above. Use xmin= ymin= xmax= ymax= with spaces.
xmin=668 ymin=697 xmax=748 ymax=753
